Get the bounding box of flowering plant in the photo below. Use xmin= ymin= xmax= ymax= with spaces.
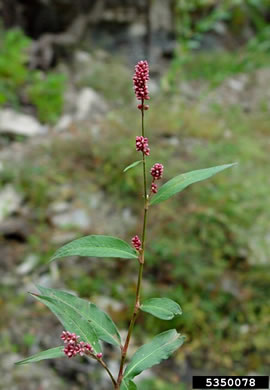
xmin=16 ymin=60 xmax=235 ymax=389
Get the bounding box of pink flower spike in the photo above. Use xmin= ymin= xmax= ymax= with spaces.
xmin=132 ymin=235 xmax=142 ymax=251
xmin=96 ymin=352 xmax=103 ymax=359
xmin=133 ymin=60 xmax=150 ymax=104
xmin=150 ymin=163 xmax=164 ymax=180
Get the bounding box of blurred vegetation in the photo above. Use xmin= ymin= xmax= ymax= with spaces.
xmin=0 ymin=28 xmax=66 ymax=123
xmin=166 ymin=0 xmax=270 ymax=88
xmin=174 ymin=0 xmax=269 ymax=48
xmin=77 ymin=57 xmax=134 ymax=105
xmin=139 ymin=378 xmax=187 ymax=390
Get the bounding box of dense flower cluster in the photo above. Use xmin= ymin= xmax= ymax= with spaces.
xmin=150 ymin=163 xmax=164 ymax=180
xmin=61 ymin=331 xmax=94 ymax=358
xmin=132 ymin=235 xmax=142 ymax=251
xmin=133 ymin=60 xmax=150 ymax=109
xmin=136 ymin=136 xmax=150 ymax=156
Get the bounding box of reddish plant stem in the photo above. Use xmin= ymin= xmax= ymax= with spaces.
xmin=96 ymin=356 xmax=117 ymax=387
xmin=116 ymin=101 xmax=148 ymax=389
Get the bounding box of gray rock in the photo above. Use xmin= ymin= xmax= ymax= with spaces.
xmin=129 ymin=22 xmax=146 ymax=38
xmin=51 ymin=231 xmax=78 ymax=245
xmin=0 ymin=217 xmax=32 ymax=239
xmin=0 ymin=109 xmax=47 ymax=137
xmin=150 ymin=0 xmax=172 ymax=33
xmin=74 ymin=50 xmax=93 ymax=66
xmin=148 ymin=79 xmax=160 ymax=96
xmin=54 ymin=114 xmax=73 ymax=132
xmin=49 ymin=201 xmax=71 ymax=214
xmin=36 ymin=274 xmax=54 ymax=289
xmin=94 ymin=296 xmax=125 ymax=313
xmin=51 ymin=208 xmax=91 ymax=230
xmin=122 ymin=208 xmax=136 ymax=226
xmin=228 ymin=77 xmax=247 ymax=92
xmin=0 ymin=185 xmax=22 ymax=223
xmin=16 ymin=254 xmax=39 ymax=275
xmin=4 ymin=353 xmax=66 ymax=390
xmin=75 ymin=88 xmax=108 ymax=121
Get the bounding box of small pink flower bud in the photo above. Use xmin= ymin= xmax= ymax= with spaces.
xmin=150 ymin=163 xmax=164 ymax=180
xmin=63 ymin=343 xmax=77 ymax=358
xmin=151 ymin=183 xmax=158 ymax=193
xmin=96 ymin=352 xmax=103 ymax=359
xmin=137 ymin=104 xmax=150 ymax=111
xmin=132 ymin=235 xmax=142 ymax=251
xmin=144 ymin=147 xmax=150 ymax=156
xmin=85 ymin=343 xmax=93 ymax=353
xmin=61 ymin=331 xmax=80 ymax=344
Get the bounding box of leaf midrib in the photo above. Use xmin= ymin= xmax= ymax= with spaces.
xmin=42 ymin=290 xmax=121 ymax=346
xmin=16 ymin=346 xmax=64 ymax=365
xmin=153 ymin=171 xmax=208 ymax=202
xmin=35 ymin=295 xmax=99 ymax=351
xmin=54 ymin=246 xmax=137 ymax=259
xmin=142 ymin=304 xmax=177 ymax=315
xmin=151 ymin=164 xmax=235 ymax=204
xmin=124 ymin=332 xmax=180 ymax=379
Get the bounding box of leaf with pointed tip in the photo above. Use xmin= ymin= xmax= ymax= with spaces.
xmin=31 ymin=293 xmax=101 ymax=353
xmin=50 ymin=235 xmax=138 ymax=262
xmin=123 ymin=330 xmax=185 ymax=381
xmin=15 ymin=347 xmax=64 ymax=365
xmin=141 ymin=298 xmax=182 ymax=320
xmin=124 ymin=160 xmax=142 ymax=173
xmin=121 ymin=379 xmax=137 ymax=390
xmin=150 ymin=163 xmax=237 ymax=205
xmin=37 ymin=286 xmax=121 ymax=347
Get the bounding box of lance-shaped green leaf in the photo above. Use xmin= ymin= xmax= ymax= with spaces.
xmin=150 ymin=163 xmax=237 ymax=205
xmin=50 ymin=235 xmax=138 ymax=262
xmin=37 ymin=286 xmax=121 ymax=347
xmin=141 ymin=298 xmax=182 ymax=320
xmin=121 ymin=379 xmax=137 ymax=390
xmin=123 ymin=330 xmax=185 ymax=380
xmin=15 ymin=347 xmax=64 ymax=365
xmin=124 ymin=160 xmax=142 ymax=173
xmin=31 ymin=293 xmax=101 ymax=353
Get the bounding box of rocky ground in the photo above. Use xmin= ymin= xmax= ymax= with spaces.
xmin=1 ymin=49 xmax=270 ymax=389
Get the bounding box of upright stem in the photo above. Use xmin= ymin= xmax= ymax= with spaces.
xmin=116 ymin=102 xmax=148 ymax=389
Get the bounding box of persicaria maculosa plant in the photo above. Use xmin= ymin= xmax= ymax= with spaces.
xmin=16 ymin=60 xmax=236 ymax=389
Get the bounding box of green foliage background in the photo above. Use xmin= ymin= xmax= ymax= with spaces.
xmin=0 ymin=29 xmax=65 ymax=123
